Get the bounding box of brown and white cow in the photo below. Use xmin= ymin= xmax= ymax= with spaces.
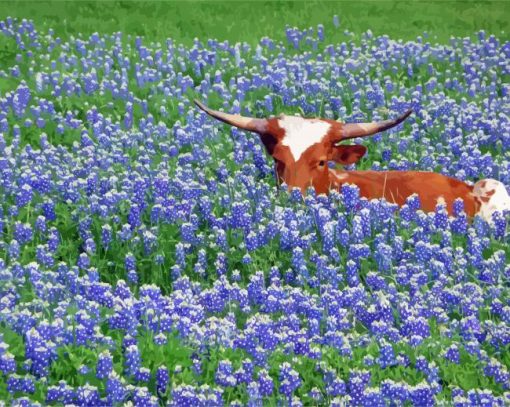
xmin=195 ymin=100 xmax=510 ymax=221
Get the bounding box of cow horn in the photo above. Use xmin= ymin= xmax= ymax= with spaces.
xmin=339 ymin=109 xmax=413 ymax=141
xmin=194 ymin=100 xmax=267 ymax=133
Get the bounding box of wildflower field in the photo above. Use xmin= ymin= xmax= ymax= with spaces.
xmin=1 ymin=1 xmax=510 ymax=406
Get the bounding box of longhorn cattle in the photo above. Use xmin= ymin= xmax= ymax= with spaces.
xmin=194 ymin=100 xmax=510 ymax=222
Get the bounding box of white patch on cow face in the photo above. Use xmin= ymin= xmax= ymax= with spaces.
xmin=279 ymin=116 xmax=331 ymax=161
xmin=474 ymin=179 xmax=510 ymax=223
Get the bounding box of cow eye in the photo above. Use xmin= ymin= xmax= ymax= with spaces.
xmin=318 ymin=160 xmax=325 ymax=167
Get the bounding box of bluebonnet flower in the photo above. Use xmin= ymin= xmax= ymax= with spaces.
xmin=434 ymin=203 xmax=449 ymax=229
xmin=257 ymin=368 xmax=274 ymax=396
xmin=77 ymin=253 xmax=90 ymax=270
xmin=324 ymin=368 xmax=347 ymax=397
xmin=348 ymin=370 xmax=371 ymax=404
xmin=235 ymin=359 xmax=254 ymax=384
xmin=279 ymin=362 xmax=301 ymax=398
xmin=12 ymin=82 xmax=31 ymax=117
xmin=101 ymin=224 xmax=112 ymax=247
xmin=132 ymin=386 xmax=158 ymax=406
xmin=0 ymin=349 xmax=16 ymax=375
xmin=84 ymin=237 xmax=96 ymax=254
xmin=169 ymin=384 xmax=200 ymax=405
xmin=124 ymin=344 xmax=141 ymax=377
xmin=156 ymin=366 xmax=169 ymax=394
xmin=375 ymin=242 xmax=392 ymax=271
xmin=377 ymin=340 xmax=397 ymax=368
xmin=491 ymin=211 xmax=507 ymax=239
xmin=15 ymin=184 xmax=33 ymax=208
xmin=96 ymin=350 xmax=113 ymax=379
xmin=135 ymin=367 xmax=151 ymax=382
xmin=410 ymin=382 xmax=435 ymax=406
xmin=128 ymin=203 xmax=142 ymax=228
xmin=142 ymin=229 xmax=157 ymax=254
xmin=8 ymin=240 xmax=20 ymax=260
xmin=452 ymin=198 xmax=464 ymax=216
xmin=45 ymin=385 xmax=62 ymax=403
xmin=443 ymin=344 xmax=460 ymax=364
xmin=34 ymin=215 xmax=47 ymax=233
xmin=7 ymin=375 xmax=35 ymax=394
xmin=381 ymin=380 xmax=410 ymax=404
xmin=106 ymin=372 xmax=127 ymax=404
xmin=242 ymin=253 xmax=252 ymax=264
xmin=118 ymin=224 xmax=132 ymax=241
xmin=484 ymin=358 xmax=510 ymax=388
xmin=362 ymin=387 xmax=385 ymax=406
xmin=77 ymin=364 xmax=90 ymax=375
xmin=13 ymin=222 xmax=33 ymax=245
xmin=346 ymin=260 xmax=360 ymax=287
xmin=215 ymin=360 xmax=236 ymax=387
xmin=127 ymin=270 xmax=138 ymax=284
xmin=125 ymin=252 xmax=136 ymax=271
xmin=341 ymin=183 xmax=360 ymax=212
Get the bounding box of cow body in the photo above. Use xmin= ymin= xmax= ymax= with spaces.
xmin=328 ymin=170 xmax=479 ymax=215
xmin=195 ymin=100 xmax=510 ymax=222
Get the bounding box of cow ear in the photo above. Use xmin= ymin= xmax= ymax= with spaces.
xmin=331 ymin=145 xmax=367 ymax=165
xmin=271 ymin=144 xmax=292 ymax=163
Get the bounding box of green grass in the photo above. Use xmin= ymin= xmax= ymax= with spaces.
xmin=1 ymin=0 xmax=509 ymax=45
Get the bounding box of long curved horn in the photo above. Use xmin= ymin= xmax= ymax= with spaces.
xmin=194 ymin=100 xmax=267 ymax=133
xmin=339 ymin=109 xmax=413 ymax=141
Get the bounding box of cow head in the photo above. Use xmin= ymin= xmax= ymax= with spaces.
xmin=195 ymin=100 xmax=412 ymax=194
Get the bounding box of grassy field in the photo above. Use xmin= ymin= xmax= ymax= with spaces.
xmin=2 ymin=1 xmax=509 ymax=44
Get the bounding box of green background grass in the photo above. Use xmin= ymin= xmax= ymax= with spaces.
xmin=1 ymin=1 xmax=509 ymax=44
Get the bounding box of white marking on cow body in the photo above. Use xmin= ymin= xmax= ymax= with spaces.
xmin=473 ymin=179 xmax=510 ymax=223
xmin=330 ymin=170 xmax=349 ymax=182
xmin=279 ymin=116 xmax=331 ymax=161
